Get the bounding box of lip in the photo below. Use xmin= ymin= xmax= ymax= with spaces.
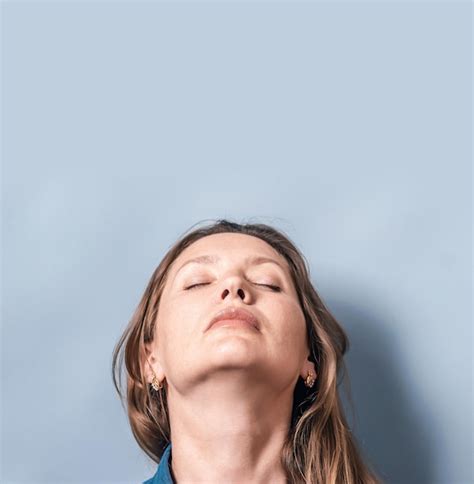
xmin=206 ymin=306 xmax=260 ymax=332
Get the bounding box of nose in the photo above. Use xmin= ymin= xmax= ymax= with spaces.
xmin=221 ymin=276 xmax=250 ymax=302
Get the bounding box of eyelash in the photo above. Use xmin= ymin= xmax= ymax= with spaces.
xmin=185 ymin=282 xmax=281 ymax=292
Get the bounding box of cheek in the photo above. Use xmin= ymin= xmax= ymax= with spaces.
xmin=156 ymin=298 xmax=200 ymax=353
xmin=155 ymin=303 xmax=184 ymax=354
xmin=272 ymin=299 xmax=307 ymax=345
xmin=268 ymin=302 xmax=308 ymax=375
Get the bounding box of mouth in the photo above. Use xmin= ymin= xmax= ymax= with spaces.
xmin=206 ymin=306 xmax=260 ymax=332
xmin=208 ymin=319 xmax=259 ymax=331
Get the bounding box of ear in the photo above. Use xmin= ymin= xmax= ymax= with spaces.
xmin=144 ymin=341 xmax=166 ymax=384
xmin=300 ymin=356 xmax=317 ymax=381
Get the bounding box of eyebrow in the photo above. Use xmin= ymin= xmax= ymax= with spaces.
xmin=174 ymin=254 xmax=288 ymax=278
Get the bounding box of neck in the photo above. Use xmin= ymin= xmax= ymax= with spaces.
xmin=167 ymin=380 xmax=293 ymax=484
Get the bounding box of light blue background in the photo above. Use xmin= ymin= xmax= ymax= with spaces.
xmin=2 ymin=1 xmax=472 ymax=483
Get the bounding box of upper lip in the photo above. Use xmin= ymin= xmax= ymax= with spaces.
xmin=206 ymin=306 xmax=260 ymax=331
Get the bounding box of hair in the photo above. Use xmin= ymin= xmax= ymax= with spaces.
xmin=112 ymin=218 xmax=382 ymax=484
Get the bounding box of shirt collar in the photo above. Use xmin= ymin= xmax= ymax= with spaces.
xmin=143 ymin=443 xmax=174 ymax=484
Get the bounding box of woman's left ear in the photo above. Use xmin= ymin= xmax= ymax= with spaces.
xmin=300 ymin=359 xmax=317 ymax=381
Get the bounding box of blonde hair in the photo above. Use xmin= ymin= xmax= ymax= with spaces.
xmin=112 ymin=219 xmax=382 ymax=483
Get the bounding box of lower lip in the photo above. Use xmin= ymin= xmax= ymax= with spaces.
xmin=210 ymin=319 xmax=258 ymax=331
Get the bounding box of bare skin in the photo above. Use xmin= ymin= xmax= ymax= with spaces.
xmin=145 ymin=233 xmax=316 ymax=483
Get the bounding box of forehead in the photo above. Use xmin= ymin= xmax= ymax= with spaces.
xmin=171 ymin=233 xmax=288 ymax=271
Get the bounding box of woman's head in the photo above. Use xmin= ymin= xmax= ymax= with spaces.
xmin=144 ymin=230 xmax=316 ymax=403
xmin=112 ymin=219 xmax=380 ymax=484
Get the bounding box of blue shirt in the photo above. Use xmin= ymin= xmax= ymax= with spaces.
xmin=143 ymin=443 xmax=174 ymax=484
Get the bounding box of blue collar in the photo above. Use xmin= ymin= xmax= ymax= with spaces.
xmin=143 ymin=443 xmax=174 ymax=484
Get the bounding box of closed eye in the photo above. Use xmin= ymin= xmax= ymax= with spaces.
xmin=259 ymin=283 xmax=281 ymax=292
xmin=185 ymin=282 xmax=281 ymax=292
xmin=185 ymin=282 xmax=209 ymax=290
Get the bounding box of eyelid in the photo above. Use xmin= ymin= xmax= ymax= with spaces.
xmin=181 ymin=270 xmax=283 ymax=291
xmin=184 ymin=281 xmax=281 ymax=291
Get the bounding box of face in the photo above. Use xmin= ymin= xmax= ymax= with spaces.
xmin=146 ymin=233 xmax=314 ymax=395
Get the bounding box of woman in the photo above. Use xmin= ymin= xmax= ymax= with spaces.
xmin=112 ymin=219 xmax=381 ymax=483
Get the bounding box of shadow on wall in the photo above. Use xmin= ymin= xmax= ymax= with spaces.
xmin=325 ymin=292 xmax=436 ymax=484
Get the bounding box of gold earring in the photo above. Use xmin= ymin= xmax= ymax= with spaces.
xmin=151 ymin=374 xmax=163 ymax=391
xmin=304 ymin=371 xmax=316 ymax=388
